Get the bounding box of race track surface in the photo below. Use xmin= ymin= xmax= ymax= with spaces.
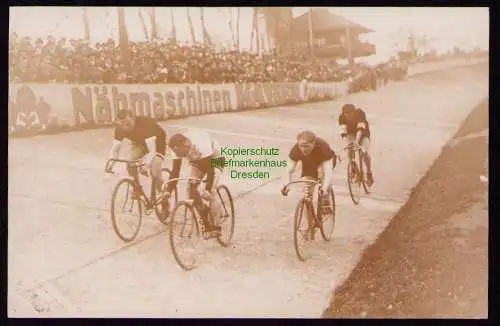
xmin=8 ymin=64 xmax=488 ymax=317
xmin=324 ymin=99 xmax=489 ymax=318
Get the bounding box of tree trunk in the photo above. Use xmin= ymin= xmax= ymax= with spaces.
xmin=117 ymin=8 xmax=131 ymax=69
xmin=150 ymin=8 xmax=158 ymax=40
xmin=200 ymin=7 xmax=212 ymax=47
xmin=170 ymin=8 xmax=177 ymax=43
xmin=255 ymin=8 xmax=260 ymax=55
xmin=228 ymin=8 xmax=236 ymax=49
xmin=137 ymin=8 xmax=149 ymax=41
xmin=236 ymin=7 xmax=240 ymax=50
xmin=308 ymin=8 xmax=314 ymax=57
xmin=82 ymin=8 xmax=90 ymax=41
xmin=250 ymin=8 xmax=256 ymax=52
xmin=186 ymin=8 xmax=196 ymax=44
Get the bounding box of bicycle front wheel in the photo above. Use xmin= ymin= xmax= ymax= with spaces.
xmin=169 ymin=201 xmax=201 ymax=271
xmin=358 ymin=150 xmax=371 ymax=194
xmin=153 ymin=168 xmax=179 ymax=225
xmin=317 ymin=188 xmax=336 ymax=241
xmin=347 ymin=160 xmax=362 ymax=205
xmin=215 ymin=185 xmax=235 ymax=247
xmin=293 ymin=199 xmax=314 ymax=262
xmin=110 ymin=178 xmax=143 ymax=242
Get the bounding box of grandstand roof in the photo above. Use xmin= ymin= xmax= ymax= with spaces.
xmin=291 ymin=9 xmax=374 ymax=34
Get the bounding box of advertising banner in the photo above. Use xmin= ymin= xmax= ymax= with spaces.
xmin=9 ymin=83 xmax=238 ymax=133
xmin=71 ymin=83 xmax=237 ymax=126
xmin=233 ymin=82 xmax=302 ymax=109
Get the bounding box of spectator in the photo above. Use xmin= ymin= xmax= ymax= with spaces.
xmin=10 ymin=34 xmax=480 ymax=87
xmin=9 ymin=36 xmax=351 ymax=84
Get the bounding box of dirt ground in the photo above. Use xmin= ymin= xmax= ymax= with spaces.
xmin=323 ymin=99 xmax=489 ymax=318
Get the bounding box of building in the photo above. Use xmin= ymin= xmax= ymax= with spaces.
xmin=276 ymin=9 xmax=376 ymax=61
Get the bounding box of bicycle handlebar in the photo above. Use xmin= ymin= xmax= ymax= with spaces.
xmin=162 ymin=177 xmax=208 ymax=184
xmin=284 ymin=179 xmax=321 ymax=188
xmin=105 ymin=158 xmax=145 ymax=174
xmin=343 ymin=144 xmax=362 ymax=151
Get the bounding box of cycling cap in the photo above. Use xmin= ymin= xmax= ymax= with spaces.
xmin=341 ymin=104 xmax=355 ymax=112
xmin=168 ymin=133 xmax=188 ymax=148
xmin=116 ymin=109 xmax=133 ymax=120
xmin=297 ymin=130 xmax=316 ymax=142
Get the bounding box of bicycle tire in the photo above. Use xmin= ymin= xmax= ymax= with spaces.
xmin=293 ymin=199 xmax=313 ymax=262
xmin=318 ymin=187 xmax=336 ymax=241
xmin=347 ymin=159 xmax=362 ymax=205
xmin=169 ymin=201 xmax=200 ymax=271
xmin=358 ymin=150 xmax=371 ymax=194
xmin=215 ymin=185 xmax=235 ymax=247
xmin=110 ymin=178 xmax=143 ymax=242
xmin=153 ymin=168 xmax=179 ymax=224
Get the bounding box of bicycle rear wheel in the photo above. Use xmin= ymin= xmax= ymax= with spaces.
xmin=215 ymin=185 xmax=235 ymax=247
xmin=169 ymin=201 xmax=200 ymax=271
xmin=347 ymin=159 xmax=362 ymax=205
xmin=293 ymin=199 xmax=314 ymax=262
xmin=317 ymin=188 xmax=336 ymax=241
xmin=111 ymin=178 xmax=143 ymax=242
xmin=358 ymin=150 xmax=371 ymax=194
xmin=153 ymin=168 xmax=179 ymax=224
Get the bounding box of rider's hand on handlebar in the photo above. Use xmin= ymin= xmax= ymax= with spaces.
xmin=105 ymin=159 xmax=115 ymax=174
xmin=281 ymin=185 xmax=289 ymax=196
xmin=201 ymin=190 xmax=212 ymax=201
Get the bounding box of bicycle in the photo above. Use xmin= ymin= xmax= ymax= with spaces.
xmin=105 ymin=158 xmax=179 ymax=242
xmin=343 ymin=143 xmax=371 ymax=205
xmin=166 ymin=177 xmax=235 ymax=271
xmin=283 ymin=179 xmax=336 ymax=262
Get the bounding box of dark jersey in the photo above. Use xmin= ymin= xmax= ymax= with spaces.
xmin=114 ymin=116 xmax=166 ymax=155
xmin=289 ymin=137 xmax=336 ymax=179
xmin=338 ymin=108 xmax=370 ymax=138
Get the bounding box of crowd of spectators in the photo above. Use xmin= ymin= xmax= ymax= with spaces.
xmin=11 ymin=34 xmax=483 ymax=86
xmin=9 ymin=34 xmax=359 ymax=84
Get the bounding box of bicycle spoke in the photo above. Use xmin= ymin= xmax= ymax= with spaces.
xmin=319 ymin=189 xmax=336 ymax=241
xmin=294 ymin=200 xmax=314 ymax=261
xmin=215 ymin=185 xmax=235 ymax=247
xmin=169 ymin=202 xmax=200 ymax=271
xmin=111 ymin=179 xmax=142 ymax=243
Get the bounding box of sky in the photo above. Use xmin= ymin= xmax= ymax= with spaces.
xmin=10 ymin=7 xmax=489 ymax=64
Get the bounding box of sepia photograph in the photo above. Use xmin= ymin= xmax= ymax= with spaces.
xmin=8 ymin=5 xmax=489 ymax=318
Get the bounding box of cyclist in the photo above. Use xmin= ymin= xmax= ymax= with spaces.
xmin=338 ymin=103 xmax=374 ymax=186
xmin=281 ymin=130 xmax=337 ymax=212
xmin=164 ymin=128 xmax=225 ymax=236
xmin=106 ymin=109 xmax=168 ymax=202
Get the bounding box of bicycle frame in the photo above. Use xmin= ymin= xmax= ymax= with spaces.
xmin=105 ymin=158 xmax=159 ymax=210
xmin=284 ymin=179 xmax=322 ymax=220
xmin=343 ymin=144 xmax=365 ymax=174
xmin=162 ymin=177 xmax=212 ymax=225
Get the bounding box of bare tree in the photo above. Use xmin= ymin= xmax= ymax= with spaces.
xmin=260 ymin=8 xmax=293 ymax=55
xmin=117 ymin=8 xmax=131 ymax=66
xmin=137 ymin=8 xmax=149 ymax=41
xmin=255 ymin=8 xmax=261 ymax=54
xmin=186 ymin=8 xmax=196 ymax=44
xmin=250 ymin=8 xmax=260 ymax=52
xmin=228 ymin=8 xmax=236 ymax=49
xmin=170 ymin=8 xmax=177 ymax=43
xmin=149 ymin=8 xmax=158 ymax=40
xmin=236 ymin=7 xmax=240 ymax=50
xmin=200 ymin=7 xmax=212 ymax=47
xmin=82 ymin=8 xmax=90 ymax=41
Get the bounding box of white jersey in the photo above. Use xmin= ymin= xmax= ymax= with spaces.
xmin=177 ymin=128 xmax=220 ymax=162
